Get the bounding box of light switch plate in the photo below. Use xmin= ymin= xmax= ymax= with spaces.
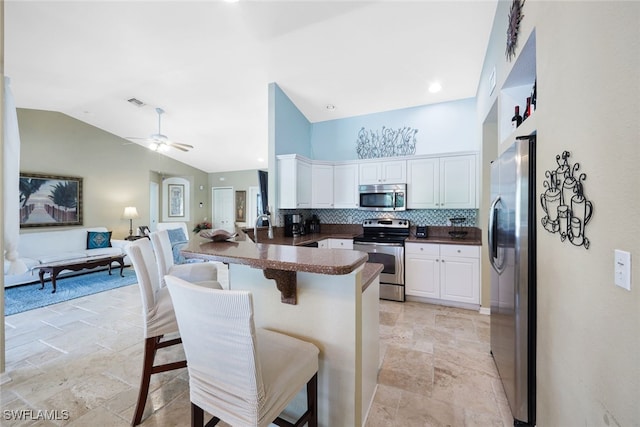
xmin=614 ymin=250 xmax=631 ymax=291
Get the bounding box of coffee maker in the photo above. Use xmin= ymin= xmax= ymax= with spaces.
xmin=284 ymin=214 xmax=303 ymax=237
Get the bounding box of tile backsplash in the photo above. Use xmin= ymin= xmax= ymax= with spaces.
xmin=278 ymin=209 xmax=478 ymax=226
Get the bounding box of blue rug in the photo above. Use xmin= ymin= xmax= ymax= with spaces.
xmin=4 ymin=268 xmax=138 ymax=316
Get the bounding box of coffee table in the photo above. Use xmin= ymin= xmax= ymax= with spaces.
xmin=38 ymin=254 xmax=125 ymax=293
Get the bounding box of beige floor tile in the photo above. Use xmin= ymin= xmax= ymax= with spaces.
xmin=3 ymin=268 xmax=510 ymax=426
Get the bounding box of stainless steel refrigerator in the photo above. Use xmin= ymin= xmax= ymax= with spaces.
xmin=488 ymin=135 xmax=536 ymax=426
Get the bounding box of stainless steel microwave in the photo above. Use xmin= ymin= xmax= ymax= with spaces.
xmin=358 ymin=183 xmax=406 ymax=211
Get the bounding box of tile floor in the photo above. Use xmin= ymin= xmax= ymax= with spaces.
xmin=2 ymin=266 xmax=513 ymax=426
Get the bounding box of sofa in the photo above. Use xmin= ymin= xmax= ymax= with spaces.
xmin=3 ymin=227 xmax=130 ymax=288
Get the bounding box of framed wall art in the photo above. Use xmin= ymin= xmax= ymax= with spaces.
xmin=235 ymin=190 xmax=246 ymax=222
xmin=168 ymin=183 xmax=185 ymax=217
xmin=19 ymin=172 xmax=83 ymax=228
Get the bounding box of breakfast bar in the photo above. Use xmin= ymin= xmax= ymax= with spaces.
xmin=181 ymin=233 xmax=381 ymax=426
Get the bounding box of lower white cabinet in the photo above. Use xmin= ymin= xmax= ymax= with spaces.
xmin=405 ymin=242 xmax=479 ymax=305
xmin=317 ymin=238 xmax=353 ymax=250
xmin=328 ymin=238 xmax=353 ymax=250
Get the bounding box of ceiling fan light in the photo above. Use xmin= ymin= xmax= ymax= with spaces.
xmin=158 ymin=143 xmax=170 ymax=152
xmin=148 ymin=142 xmax=159 ymax=151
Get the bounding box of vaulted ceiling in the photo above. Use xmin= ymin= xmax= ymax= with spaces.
xmin=5 ymin=0 xmax=497 ymax=173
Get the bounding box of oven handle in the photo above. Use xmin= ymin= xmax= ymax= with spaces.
xmin=353 ymin=241 xmax=405 ymax=247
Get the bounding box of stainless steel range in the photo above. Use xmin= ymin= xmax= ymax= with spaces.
xmin=353 ymin=218 xmax=410 ymax=302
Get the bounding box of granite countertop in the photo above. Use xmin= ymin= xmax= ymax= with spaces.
xmin=181 ymin=230 xmax=368 ymax=276
xmin=405 ymin=226 xmax=482 ymax=246
xmin=362 ymin=263 xmax=384 ymax=292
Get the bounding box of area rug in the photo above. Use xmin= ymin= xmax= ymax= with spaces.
xmin=4 ymin=268 xmax=138 ymax=316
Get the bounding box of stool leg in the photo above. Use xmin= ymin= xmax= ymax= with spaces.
xmin=191 ymin=403 xmax=204 ymax=427
xmin=132 ymin=337 xmax=158 ymax=426
xmin=307 ymin=373 xmax=318 ymax=427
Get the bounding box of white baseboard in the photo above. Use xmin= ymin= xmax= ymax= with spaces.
xmin=479 ymin=306 xmax=491 ymax=316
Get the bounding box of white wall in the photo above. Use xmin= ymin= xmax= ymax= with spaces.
xmin=477 ymin=1 xmax=640 ymax=425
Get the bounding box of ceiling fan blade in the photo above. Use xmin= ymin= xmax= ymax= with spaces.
xmin=171 ymin=144 xmax=190 ymax=152
xmin=169 ymin=141 xmax=194 ymax=150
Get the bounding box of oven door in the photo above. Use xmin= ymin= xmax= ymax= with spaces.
xmin=353 ymin=242 xmax=405 ymax=302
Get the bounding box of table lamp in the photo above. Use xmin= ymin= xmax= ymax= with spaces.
xmin=123 ymin=206 xmax=139 ymax=238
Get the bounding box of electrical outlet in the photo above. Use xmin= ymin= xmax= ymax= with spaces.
xmin=614 ymin=250 xmax=631 ymax=291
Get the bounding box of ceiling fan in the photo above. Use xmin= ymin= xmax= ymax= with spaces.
xmin=127 ymin=107 xmax=194 ymax=152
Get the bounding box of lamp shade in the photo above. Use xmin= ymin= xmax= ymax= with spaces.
xmin=123 ymin=206 xmax=139 ymax=219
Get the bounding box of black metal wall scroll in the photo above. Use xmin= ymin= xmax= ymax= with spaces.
xmin=541 ymin=151 xmax=593 ymax=249
xmin=356 ymin=126 xmax=417 ymax=159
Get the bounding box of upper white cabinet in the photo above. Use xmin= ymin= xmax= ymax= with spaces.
xmin=311 ymin=163 xmax=334 ymax=208
xmin=408 ymin=154 xmax=477 ymax=209
xmin=407 ymin=158 xmax=439 ymax=209
xmin=359 ymin=160 xmax=406 ymax=185
xmin=278 ymin=153 xmax=477 ymax=210
xmin=333 ymin=163 xmax=359 ymax=208
xmin=278 ymin=155 xmax=312 ymax=209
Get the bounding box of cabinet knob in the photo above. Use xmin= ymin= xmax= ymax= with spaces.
xmin=420 ymin=247 xmax=423 ymax=251
xmin=457 ymin=249 xmax=461 ymax=253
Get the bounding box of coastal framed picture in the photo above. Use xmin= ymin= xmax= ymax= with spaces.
xmin=235 ymin=190 xmax=246 ymax=222
xmin=19 ymin=172 xmax=83 ymax=228
xmin=168 ymin=183 xmax=185 ymax=217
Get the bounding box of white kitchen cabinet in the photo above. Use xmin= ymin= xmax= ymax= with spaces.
xmin=407 ymin=154 xmax=477 ymax=209
xmin=328 ymin=238 xmax=353 ymax=250
xmin=440 ymin=155 xmax=477 ymax=209
xmin=359 ymin=160 xmax=406 ymax=185
xmin=405 ymin=243 xmax=440 ymax=298
xmin=405 ymin=242 xmax=480 ymax=305
xmin=278 ymin=155 xmax=312 ymax=209
xmin=407 ymin=158 xmax=439 ymax=209
xmin=333 ymin=163 xmax=359 ymax=208
xmin=312 ymin=163 xmax=334 ymax=208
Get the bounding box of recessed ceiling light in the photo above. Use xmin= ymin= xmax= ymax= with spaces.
xmin=326 ymin=104 xmax=336 ymax=111
xmin=428 ymin=82 xmax=442 ymax=93
xmin=257 ymin=158 xmax=265 ymax=163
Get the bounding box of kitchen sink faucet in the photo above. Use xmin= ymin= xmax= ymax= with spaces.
xmin=254 ymin=213 xmax=274 ymax=241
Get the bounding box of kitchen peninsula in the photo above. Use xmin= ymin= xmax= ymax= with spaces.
xmin=180 ymin=232 xmax=382 ymax=426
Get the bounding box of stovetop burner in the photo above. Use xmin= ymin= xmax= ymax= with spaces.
xmin=353 ymin=218 xmax=410 ymax=244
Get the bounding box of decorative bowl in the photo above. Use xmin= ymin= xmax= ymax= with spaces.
xmin=199 ymin=229 xmax=237 ymax=242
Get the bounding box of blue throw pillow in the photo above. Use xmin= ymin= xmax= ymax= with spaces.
xmin=87 ymin=231 xmax=112 ymax=249
xmin=166 ymin=227 xmax=188 ymax=264
xmin=166 ymin=227 xmax=187 ymax=245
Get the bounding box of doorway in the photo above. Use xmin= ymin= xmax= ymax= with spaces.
xmin=212 ymin=187 xmax=234 ymax=232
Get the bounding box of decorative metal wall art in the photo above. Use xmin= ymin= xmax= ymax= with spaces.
xmin=356 ymin=126 xmax=417 ymax=159
xmin=506 ymin=0 xmax=525 ymax=61
xmin=541 ymin=151 xmax=593 ymax=249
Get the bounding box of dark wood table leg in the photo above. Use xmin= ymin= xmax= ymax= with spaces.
xmin=117 ymin=257 xmax=124 ymax=277
xmin=39 ymin=269 xmax=46 ymax=290
xmin=51 ymin=268 xmax=60 ymax=293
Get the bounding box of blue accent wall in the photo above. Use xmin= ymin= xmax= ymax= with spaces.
xmin=272 ymin=83 xmax=312 ymax=157
xmin=310 ymin=98 xmax=478 ymax=161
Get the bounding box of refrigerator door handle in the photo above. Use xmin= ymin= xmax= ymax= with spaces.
xmin=488 ymin=196 xmax=505 ymax=274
